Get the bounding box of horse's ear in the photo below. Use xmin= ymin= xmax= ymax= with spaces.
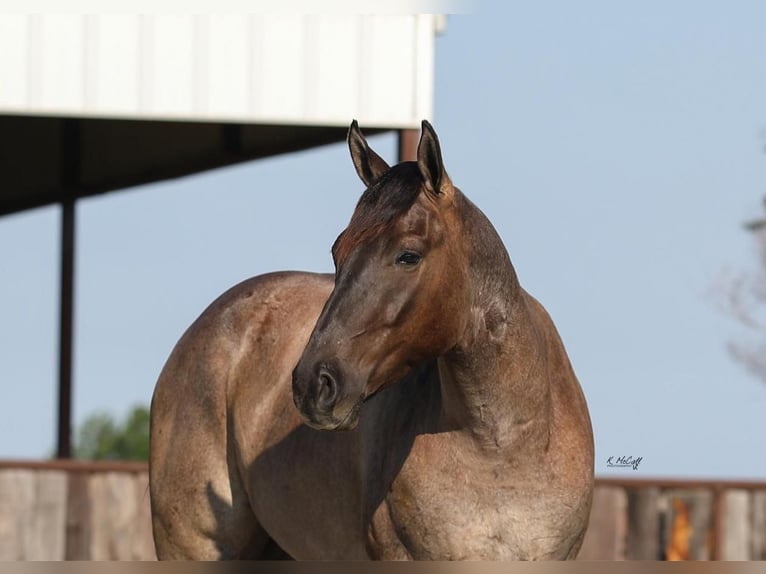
xmin=417 ymin=119 xmax=449 ymax=197
xmin=348 ymin=120 xmax=390 ymax=188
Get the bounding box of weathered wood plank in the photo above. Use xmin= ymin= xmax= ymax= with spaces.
xmin=0 ymin=469 xmax=67 ymax=560
xmin=0 ymin=469 xmax=36 ymax=560
xmin=88 ymin=471 xmax=137 ymax=559
xmin=721 ymin=489 xmax=750 ymax=560
xmin=133 ymin=471 xmax=157 ymax=560
xmin=30 ymin=470 xmax=68 ymax=560
xmin=65 ymin=471 xmax=91 ymax=559
xmin=87 ymin=471 xmax=156 ymax=559
xmin=577 ymin=485 xmax=627 ymax=560
xmin=625 ymin=486 xmax=660 ymax=559
xmin=751 ymin=490 xmax=766 ymax=560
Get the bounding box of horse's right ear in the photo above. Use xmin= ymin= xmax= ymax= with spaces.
xmin=348 ymin=120 xmax=390 ymax=188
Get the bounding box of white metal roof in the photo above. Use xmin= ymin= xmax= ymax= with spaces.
xmin=0 ymin=14 xmax=437 ymax=128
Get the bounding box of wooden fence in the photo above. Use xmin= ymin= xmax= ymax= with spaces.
xmin=1 ymin=460 xmax=764 ymax=560
xmin=578 ymin=477 xmax=766 ymax=560
xmin=0 ymin=460 xmax=154 ymax=560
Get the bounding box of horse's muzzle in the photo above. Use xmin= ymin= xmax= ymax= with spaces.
xmin=291 ymin=362 xmax=361 ymax=431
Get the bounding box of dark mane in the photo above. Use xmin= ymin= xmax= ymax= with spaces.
xmin=332 ymin=162 xmax=423 ymax=266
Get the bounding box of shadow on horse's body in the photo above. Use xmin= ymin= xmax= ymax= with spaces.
xmin=149 ymin=121 xmax=594 ymax=560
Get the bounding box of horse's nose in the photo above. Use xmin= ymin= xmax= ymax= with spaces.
xmin=292 ymin=361 xmax=342 ymax=417
xmin=292 ymin=359 xmax=359 ymax=430
xmin=316 ymin=367 xmax=339 ymax=412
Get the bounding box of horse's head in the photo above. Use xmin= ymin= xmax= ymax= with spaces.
xmin=292 ymin=120 xmax=471 ymax=430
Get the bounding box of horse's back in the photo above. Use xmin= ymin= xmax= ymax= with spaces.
xmin=149 ymin=271 xmax=334 ymax=559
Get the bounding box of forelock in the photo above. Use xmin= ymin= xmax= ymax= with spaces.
xmin=333 ymin=162 xmax=424 ymax=266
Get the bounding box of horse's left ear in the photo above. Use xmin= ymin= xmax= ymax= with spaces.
xmin=417 ymin=119 xmax=450 ymax=197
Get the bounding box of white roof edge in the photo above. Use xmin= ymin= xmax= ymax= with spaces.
xmin=0 ymin=14 xmax=439 ymax=129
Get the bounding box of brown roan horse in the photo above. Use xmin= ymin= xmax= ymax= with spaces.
xmin=149 ymin=120 xmax=594 ymax=560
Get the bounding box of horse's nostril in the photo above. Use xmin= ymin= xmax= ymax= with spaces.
xmin=316 ymin=368 xmax=339 ymax=410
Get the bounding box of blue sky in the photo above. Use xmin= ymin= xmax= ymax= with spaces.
xmin=2 ymin=2 xmax=766 ymax=478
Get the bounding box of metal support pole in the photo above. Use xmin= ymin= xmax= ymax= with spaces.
xmin=397 ymin=129 xmax=419 ymax=162
xmin=57 ymin=198 xmax=75 ymax=459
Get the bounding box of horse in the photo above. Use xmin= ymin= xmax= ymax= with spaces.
xmin=149 ymin=120 xmax=594 ymax=560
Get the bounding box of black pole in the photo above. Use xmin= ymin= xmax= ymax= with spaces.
xmin=56 ymin=118 xmax=80 ymax=459
xmin=57 ymin=197 xmax=75 ymax=459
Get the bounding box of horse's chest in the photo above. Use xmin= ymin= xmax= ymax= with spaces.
xmin=373 ymin=438 xmax=568 ymax=560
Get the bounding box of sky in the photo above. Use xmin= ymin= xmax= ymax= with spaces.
xmin=2 ymin=2 xmax=766 ymax=479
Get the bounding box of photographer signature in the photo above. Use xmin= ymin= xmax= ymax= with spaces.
xmin=606 ymin=455 xmax=642 ymax=470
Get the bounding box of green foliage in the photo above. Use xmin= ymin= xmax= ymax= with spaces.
xmin=73 ymin=404 xmax=150 ymax=461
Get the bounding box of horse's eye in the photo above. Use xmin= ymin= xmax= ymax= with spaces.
xmin=396 ymin=251 xmax=422 ymax=266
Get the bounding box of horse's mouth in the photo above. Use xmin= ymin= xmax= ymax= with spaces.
xmin=300 ymin=398 xmax=363 ymax=432
xmin=336 ymin=400 xmax=362 ymax=430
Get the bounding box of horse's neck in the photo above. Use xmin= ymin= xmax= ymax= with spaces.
xmin=438 ymin=294 xmax=551 ymax=455
xmin=437 ymin=198 xmax=552 ymax=455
